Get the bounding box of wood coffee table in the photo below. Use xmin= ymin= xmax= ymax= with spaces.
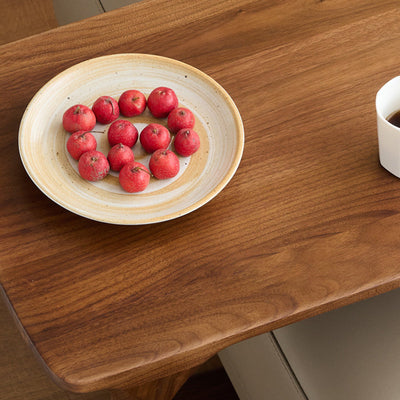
xmin=1 ymin=0 xmax=400 ymax=398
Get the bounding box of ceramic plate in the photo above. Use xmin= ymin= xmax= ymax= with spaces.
xmin=18 ymin=54 xmax=244 ymax=224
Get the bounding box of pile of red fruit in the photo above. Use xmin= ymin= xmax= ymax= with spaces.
xmin=62 ymin=87 xmax=201 ymax=192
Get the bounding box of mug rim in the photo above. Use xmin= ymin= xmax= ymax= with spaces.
xmin=376 ymin=76 xmax=400 ymax=131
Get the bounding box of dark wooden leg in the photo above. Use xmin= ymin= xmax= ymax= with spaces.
xmin=109 ymin=368 xmax=196 ymax=400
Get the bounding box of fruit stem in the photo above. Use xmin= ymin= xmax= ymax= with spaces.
xmin=90 ymin=129 xmax=106 ymax=134
xmin=132 ymin=166 xmax=151 ymax=176
xmin=107 ymin=98 xmax=116 ymax=115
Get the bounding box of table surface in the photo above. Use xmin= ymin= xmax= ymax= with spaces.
xmin=2 ymin=0 xmax=400 ymax=394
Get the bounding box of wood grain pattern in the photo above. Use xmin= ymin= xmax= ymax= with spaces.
xmin=0 ymin=288 xmax=225 ymax=399
xmin=1 ymin=0 xmax=400 ymax=396
xmin=0 ymin=0 xmax=57 ymax=45
xmin=0 ymin=292 xmax=108 ymax=400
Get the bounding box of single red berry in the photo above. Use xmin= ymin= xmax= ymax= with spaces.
xmin=92 ymin=96 xmax=120 ymax=124
xmin=147 ymin=87 xmax=178 ymax=118
xmin=167 ymin=107 xmax=195 ymax=133
xmin=66 ymin=130 xmax=97 ymax=160
xmin=62 ymin=104 xmax=96 ymax=133
xmin=140 ymin=123 xmax=171 ymax=153
xmin=107 ymin=143 xmax=135 ymax=172
xmin=118 ymin=89 xmax=146 ymax=117
xmin=149 ymin=149 xmax=180 ymax=179
xmin=108 ymin=120 xmax=138 ymax=147
xmin=78 ymin=150 xmax=110 ymax=181
xmin=119 ymin=161 xmax=151 ymax=192
xmin=174 ymin=128 xmax=200 ymax=157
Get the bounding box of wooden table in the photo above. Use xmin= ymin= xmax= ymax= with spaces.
xmin=2 ymin=0 xmax=400 ymax=398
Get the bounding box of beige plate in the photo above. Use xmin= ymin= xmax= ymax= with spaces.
xmin=18 ymin=54 xmax=244 ymax=225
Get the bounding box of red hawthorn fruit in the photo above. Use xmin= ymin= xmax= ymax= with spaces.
xmin=147 ymin=87 xmax=178 ymax=118
xmin=119 ymin=161 xmax=150 ymax=192
xmin=92 ymin=95 xmax=120 ymax=124
xmin=174 ymin=128 xmax=200 ymax=157
xmin=107 ymin=143 xmax=135 ymax=172
xmin=107 ymin=120 xmax=138 ymax=147
xmin=139 ymin=123 xmax=171 ymax=153
xmin=78 ymin=150 xmax=110 ymax=181
xmin=149 ymin=149 xmax=180 ymax=179
xmin=62 ymin=104 xmax=96 ymax=133
xmin=118 ymin=89 xmax=146 ymax=117
xmin=167 ymin=107 xmax=195 ymax=133
xmin=66 ymin=130 xmax=97 ymax=160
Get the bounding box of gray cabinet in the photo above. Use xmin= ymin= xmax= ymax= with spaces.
xmin=220 ymin=288 xmax=400 ymax=400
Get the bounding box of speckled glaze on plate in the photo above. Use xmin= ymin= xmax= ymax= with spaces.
xmin=18 ymin=54 xmax=244 ymax=225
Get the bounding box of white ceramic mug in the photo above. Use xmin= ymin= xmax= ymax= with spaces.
xmin=376 ymin=76 xmax=400 ymax=178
